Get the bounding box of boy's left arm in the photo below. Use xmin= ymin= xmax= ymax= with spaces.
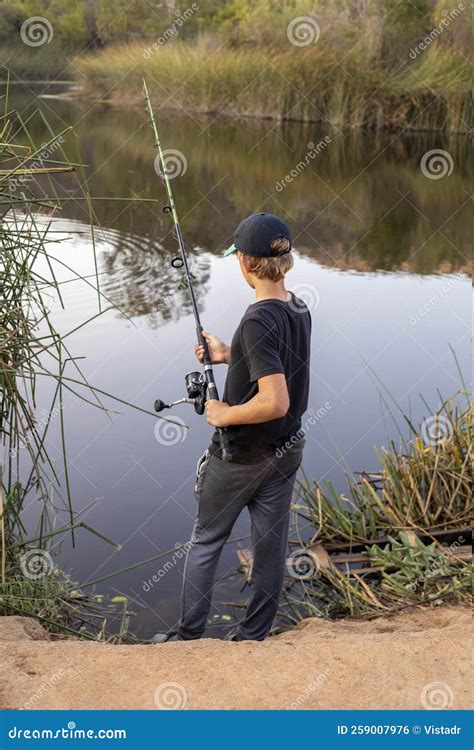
xmin=205 ymin=373 xmax=289 ymax=427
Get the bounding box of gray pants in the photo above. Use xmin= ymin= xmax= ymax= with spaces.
xmin=177 ymin=439 xmax=304 ymax=641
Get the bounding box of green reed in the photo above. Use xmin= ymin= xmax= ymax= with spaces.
xmin=0 ymin=77 xmax=173 ymax=640
xmin=281 ymin=391 xmax=472 ymax=623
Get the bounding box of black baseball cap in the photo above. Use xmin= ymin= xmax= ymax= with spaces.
xmin=224 ymin=212 xmax=292 ymax=258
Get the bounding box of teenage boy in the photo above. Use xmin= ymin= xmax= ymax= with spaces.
xmin=153 ymin=212 xmax=311 ymax=643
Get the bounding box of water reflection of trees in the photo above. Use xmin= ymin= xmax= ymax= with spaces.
xmin=99 ymin=230 xmax=211 ymax=325
xmin=17 ymin=88 xmax=471 ymax=276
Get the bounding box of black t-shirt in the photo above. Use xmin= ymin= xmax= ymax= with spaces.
xmin=211 ymin=292 xmax=311 ymax=459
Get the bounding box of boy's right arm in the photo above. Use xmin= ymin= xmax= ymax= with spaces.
xmin=195 ymin=330 xmax=231 ymax=365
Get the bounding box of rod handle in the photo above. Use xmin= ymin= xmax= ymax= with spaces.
xmin=197 ymin=325 xmax=233 ymax=462
xmin=196 ymin=324 xmax=210 ymax=363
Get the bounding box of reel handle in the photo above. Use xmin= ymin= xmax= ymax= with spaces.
xmin=154 ymin=397 xmax=194 ymax=412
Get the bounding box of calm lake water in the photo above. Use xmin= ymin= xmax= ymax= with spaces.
xmin=5 ymin=83 xmax=471 ymax=638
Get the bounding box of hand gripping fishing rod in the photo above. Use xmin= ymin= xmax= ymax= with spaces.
xmin=143 ymin=78 xmax=232 ymax=462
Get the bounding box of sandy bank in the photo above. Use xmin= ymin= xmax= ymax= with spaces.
xmin=0 ymin=607 xmax=470 ymax=710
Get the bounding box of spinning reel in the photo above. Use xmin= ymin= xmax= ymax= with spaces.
xmin=154 ymin=371 xmax=206 ymax=415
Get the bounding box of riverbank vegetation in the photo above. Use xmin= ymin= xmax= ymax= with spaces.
xmin=1 ymin=0 xmax=470 ymax=132
xmin=0 ymin=60 xmax=470 ymax=642
xmin=274 ymin=391 xmax=472 ymax=625
xmin=0 ymin=84 xmax=162 ymax=640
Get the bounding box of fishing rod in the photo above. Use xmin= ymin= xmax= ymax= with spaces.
xmin=143 ymin=78 xmax=232 ymax=462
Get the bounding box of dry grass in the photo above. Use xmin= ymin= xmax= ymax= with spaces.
xmin=76 ymin=39 xmax=470 ymax=132
xmin=278 ymin=394 xmax=472 ymax=623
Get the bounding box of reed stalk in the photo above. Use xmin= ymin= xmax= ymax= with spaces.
xmin=277 ymin=392 xmax=472 ymax=623
xmin=0 ymin=79 xmax=172 ymax=640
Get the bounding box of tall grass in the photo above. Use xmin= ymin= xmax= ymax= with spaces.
xmin=277 ymin=393 xmax=472 ymax=623
xmin=0 ymin=42 xmax=72 ymax=81
xmin=76 ymin=34 xmax=470 ymax=132
xmin=2 ymin=0 xmax=469 ymax=131
xmin=0 ymin=79 xmax=171 ymax=640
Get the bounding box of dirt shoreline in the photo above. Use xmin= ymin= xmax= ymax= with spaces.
xmin=1 ymin=606 xmax=470 ymax=710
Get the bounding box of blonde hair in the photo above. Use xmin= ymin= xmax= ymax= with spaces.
xmin=239 ymin=237 xmax=293 ymax=281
